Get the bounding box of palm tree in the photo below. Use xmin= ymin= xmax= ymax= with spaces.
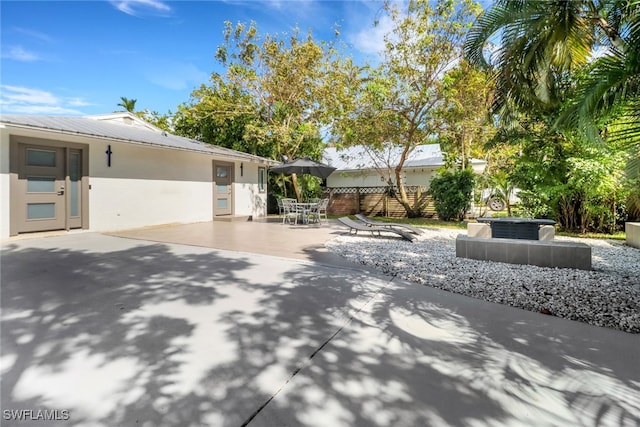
xmin=560 ymin=0 xmax=640 ymax=174
xmin=464 ymin=0 xmax=637 ymax=131
xmin=465 ymin=0 xmax=639 ymax=205
xmin=117 ymin=97 xmax=137 ymax=113
xmin=465 ymin=0 xmax=594 ymax=112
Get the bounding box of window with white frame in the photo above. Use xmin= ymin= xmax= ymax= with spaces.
xmin=258 ymin=167 xmax=266 ymax=192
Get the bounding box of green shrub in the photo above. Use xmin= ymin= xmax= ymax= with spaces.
xmin=429 ymin=168 xmax=475 ymax=221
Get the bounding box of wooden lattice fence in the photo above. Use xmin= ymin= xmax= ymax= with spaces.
xmin=323 ymin=186 xmax=437 ymax=218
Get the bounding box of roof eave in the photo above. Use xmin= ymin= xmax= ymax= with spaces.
xmin=1 ymin=121 xmax=278 ymax=165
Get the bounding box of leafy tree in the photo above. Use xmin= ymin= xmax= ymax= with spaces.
xmin=509 ymin=114 xmax=625 ymax=233
xmin=140 ymin=110 xmax=172 ymax=132
xmin=439 ymin=60 xmax=495 ymax=168
xmin=117 ymin=97 xmax=137 ymax=112
xmin=172 ymin=75 xmax=271 ymax=157
xmin=332 ymin=0 xmax=482 ymax=217
xmin=212 ymin=21 xmax=347 ymax=201
xmin=429 ymin=168 xmax=475 ymax=221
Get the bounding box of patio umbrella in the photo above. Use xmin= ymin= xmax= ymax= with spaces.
xmin=269 ymin=157 xmax=336 ymax=179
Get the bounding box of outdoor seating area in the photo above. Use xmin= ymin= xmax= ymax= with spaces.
xmin=280 ymin=198 xmax=329 ymax=225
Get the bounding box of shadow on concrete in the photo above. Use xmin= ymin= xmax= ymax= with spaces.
xmin=250 ymin=273 xmax=640 ymax=426
xmin=2 ymin=235 xmax=639 ymax=426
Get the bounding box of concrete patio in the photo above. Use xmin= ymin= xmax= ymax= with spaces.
xmin=1 ymin=220 xmax=639 ymax=426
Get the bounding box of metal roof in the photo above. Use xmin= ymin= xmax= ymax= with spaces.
xmin=0 ymin=114 xmax=277 ymax=164
xmin=323 ymin=145 xmax=485 ymax=171
xmin=404 ymin=155 xmax=486 ymax=168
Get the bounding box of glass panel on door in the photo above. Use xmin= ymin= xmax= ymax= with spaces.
xmin=27 ymin=203 xmax=56 ymax=220
xmin=27 ymin=149 xmax=56 ymax=167
xmin=216 ymin=166 xmax=228 ymax=178
xmin=69 ymin=152 xmax=80 ymax=218
xmin=27 ymin=177 xmax=56 ymax=193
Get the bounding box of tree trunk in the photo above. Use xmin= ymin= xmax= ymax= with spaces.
xmin=291 ymin=173 xmax=303 ymax=202
xmin=394 ymin=169 xmax=421 ymax=218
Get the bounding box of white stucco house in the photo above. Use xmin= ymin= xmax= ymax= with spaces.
xmin=0 ymin=112 xmax=277 ymax=239
xmin=323 ymin=144 xmax=486 ymax=189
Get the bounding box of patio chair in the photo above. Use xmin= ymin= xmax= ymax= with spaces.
xmin=337 ymin=217 xmax=416 ymax=242
xmin=308 ymin=198 xmax=329 ymax=224
xmin=355 ymin=213 xmax=424 ymax=235
xmin=277 ymin=198 xmax=285 ymax=215
xmin=282 ymin=199 xmax=300 ymax=224
xmin=277 ymin=198 xmax=297 ymax=216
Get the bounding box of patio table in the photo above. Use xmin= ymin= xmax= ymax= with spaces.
xmin=294 ymin=202 xmax=319 ymax=225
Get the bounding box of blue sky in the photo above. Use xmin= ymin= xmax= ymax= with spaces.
xmin=1 ymin=0 xmax=393 ymax=116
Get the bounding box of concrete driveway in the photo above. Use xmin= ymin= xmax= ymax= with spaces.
xmin=1 ymin=223 xmax=639 ymax=426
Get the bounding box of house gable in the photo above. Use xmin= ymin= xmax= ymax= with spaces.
xmin=86 ymin=112 xmax=163 ymax=133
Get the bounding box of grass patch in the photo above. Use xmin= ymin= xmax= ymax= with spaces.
xmin=557 ymin=231 xmax=626 ymax=241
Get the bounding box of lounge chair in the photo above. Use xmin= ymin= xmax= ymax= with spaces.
xmin=337 ymin=217 xmax=416 ymax=242
xmin=355 ymin=213 xmax=424 ymax=235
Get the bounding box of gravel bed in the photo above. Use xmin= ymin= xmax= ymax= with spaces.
xmin=325 ymin=228 xmax=640 ymax=333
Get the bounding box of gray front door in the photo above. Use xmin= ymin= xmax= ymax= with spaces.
xmin=213 ymin=161 xmax=233 ymax=216
xmin=14 ymin=143 xmax=85 ymax=234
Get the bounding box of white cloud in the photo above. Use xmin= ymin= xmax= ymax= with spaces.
xmin=1 ymin=46 xmax=41 ymax=62
xmin=349 ymin=14 xmax=394 ymax=56
xmin=264 ymin=0 xmax=283 ymax=10
xmin=220 ymin=0 xmax=289 ymax=11
xmin=67 ymin=97 xmax=93 ymax=107
xmin=0 ymin=85 xmax=89 ymax=115
xmin=345 ymin=0 xmax=408 ymax=60
xmin=14 ymin=28 xmax=54 ymax=44
xmin=146 ymin=63 xmax=209 ymax=91
xmin=1 ymin=85 xmax=58 ymax=105
xmin=110 ymin=0 xmax=171 ymax=16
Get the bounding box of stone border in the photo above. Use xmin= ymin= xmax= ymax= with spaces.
xmin=456 ymin=235 xmax=591 ymax=270
xmin=626 ymin=222 xmax=640 ymax=249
